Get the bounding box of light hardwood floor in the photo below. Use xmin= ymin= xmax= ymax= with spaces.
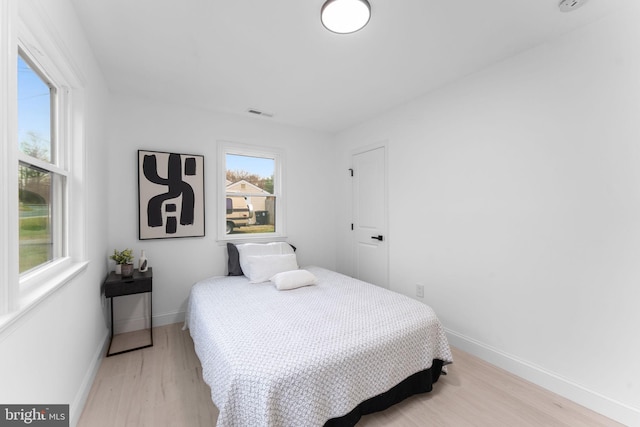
xmin=79 ymin=323 xmax=622 ymax=427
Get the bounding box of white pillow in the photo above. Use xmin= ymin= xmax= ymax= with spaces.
xmin=271 ymin=269 xmax=318 ymax=290
xmin=245 ymin=253 xmax=298 ymax=283
xmin=236 ymin=242 xmax=295 ymax=279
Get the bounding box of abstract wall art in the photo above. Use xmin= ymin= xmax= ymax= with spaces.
xmin=138 ymin=150 xmax=205 ymax=239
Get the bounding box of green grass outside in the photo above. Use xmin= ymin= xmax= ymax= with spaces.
xmin=19 ymin=216 xmax=51 ymax=273
xmin=20 ymin=216 xmax=48 ymax=236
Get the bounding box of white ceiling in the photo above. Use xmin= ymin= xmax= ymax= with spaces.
xmin=71 ymin=0 xmax=621 ymax=133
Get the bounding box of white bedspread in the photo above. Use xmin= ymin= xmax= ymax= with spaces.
xmin=185 ymin=266 xmax=452 ymax=427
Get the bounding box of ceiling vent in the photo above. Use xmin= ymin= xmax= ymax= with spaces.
xmin=247 ymin=108 xmax=274 ymax=118
xmin=559 ymin=0 xmax=588 ymax=12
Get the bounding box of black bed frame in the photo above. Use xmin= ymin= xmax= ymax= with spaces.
xmin=324 ymin=359 xmax=446 ymax=427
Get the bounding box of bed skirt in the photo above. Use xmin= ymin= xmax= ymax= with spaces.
xmin=325 ymin=359 xmax=446 ymax=427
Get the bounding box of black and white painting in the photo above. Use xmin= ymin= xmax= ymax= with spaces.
xmin=138 ymin=150 xmax=205 ymax=239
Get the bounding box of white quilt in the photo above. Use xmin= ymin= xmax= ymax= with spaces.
xmin=185 ymin=266 xmax=452 ymax=427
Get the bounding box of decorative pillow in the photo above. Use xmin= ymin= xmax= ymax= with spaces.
xmin=271 ymin=269 xmax=318 ymax=290
xmin=245 ymin=253 xmax=299 ymax=283
xmin=227 ymin=243 xmax=243 ymax=276
xmin=236 ymin=242 xmax=295 ymax=279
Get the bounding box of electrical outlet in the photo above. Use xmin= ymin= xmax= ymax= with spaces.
xmin=416 ymin=284 xmax=424 ymax=298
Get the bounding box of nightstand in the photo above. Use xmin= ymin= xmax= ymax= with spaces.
xmin=104 ymin=268 xmax=153 ymax=356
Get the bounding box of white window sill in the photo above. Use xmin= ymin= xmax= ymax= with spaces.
xmin=0 ymin=260 xmax=89 ymax=336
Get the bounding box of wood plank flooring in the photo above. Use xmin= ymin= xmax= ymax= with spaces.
xmin=78 ymin=323 xmax=622 ymax=427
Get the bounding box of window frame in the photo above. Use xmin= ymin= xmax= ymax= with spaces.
xmin=0 ymin=2 xmax=87 ymax=331
xmin=217 ymin=141 xmax=286 ymax=242
xmin=17 ymin=47 xmax=67 ymax=278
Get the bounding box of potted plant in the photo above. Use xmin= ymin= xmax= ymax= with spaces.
xmin=110 ymin=248 xmax=134 ymax=276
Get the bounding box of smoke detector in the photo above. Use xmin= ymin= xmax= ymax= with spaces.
xmin=559 ymin=0 xmax=589 ymax=12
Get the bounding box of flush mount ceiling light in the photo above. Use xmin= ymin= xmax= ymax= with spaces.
xmin=321 ymin=0 xmax=371 ymax=34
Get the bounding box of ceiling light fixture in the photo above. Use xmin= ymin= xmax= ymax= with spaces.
xmin=321 ymin=0 xmax=371 ymax=34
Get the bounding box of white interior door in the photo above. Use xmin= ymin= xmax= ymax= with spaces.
xmin=352 ymin=146 xmax=388 ymax=288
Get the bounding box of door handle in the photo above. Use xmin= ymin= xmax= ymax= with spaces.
xmin=371 ymin=235 xmax=384 ymax=241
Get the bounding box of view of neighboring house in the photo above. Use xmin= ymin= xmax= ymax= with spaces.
xmin=225 ymin=179 xmax=275 ymax=233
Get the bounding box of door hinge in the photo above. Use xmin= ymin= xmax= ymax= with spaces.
xmin=349 ymin=168 xmax=354 ymax=177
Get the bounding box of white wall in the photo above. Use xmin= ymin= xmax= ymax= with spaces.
xmin=0 ymin=0 xmax=110 ymax=425
xmin=106 ymin=94 xmax=338 ymax=331
xmin=4 ymin=1 xmax=638 ymax=425
xmin=335 ymin=3 xmax=640 ymax=425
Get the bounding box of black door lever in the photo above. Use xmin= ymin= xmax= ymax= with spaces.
xmin=371 ymin=235 xmax=384 ymax=241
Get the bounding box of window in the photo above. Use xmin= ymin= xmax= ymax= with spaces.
xmin=0 ymin=3 xmax=86 ymax=326
xmin=17 ymin=51 xmax=64 ymax=274
xmin=219 ymin=142 xmax=284 ymax=239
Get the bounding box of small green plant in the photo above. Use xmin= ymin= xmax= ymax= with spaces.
xmin=109 ymin=248 xmax=134 ymax=264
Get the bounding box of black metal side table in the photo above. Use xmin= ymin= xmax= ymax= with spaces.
xmin=104 ymin=268 xmax=153 ymax=356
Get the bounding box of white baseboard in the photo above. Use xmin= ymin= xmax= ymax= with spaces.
xmin=152 ymin=311 xmax=185 ymax=328
xmin=114 ymin=311 xmax=185 ymax=334
xmin=445 ymin=329 xmax=640 ymax=427
xmin=69 ymin=330 xmax=110 ymax=427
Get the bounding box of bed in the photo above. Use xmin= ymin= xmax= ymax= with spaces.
xmin=184 ymin=243 xmax=453 ymax=427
